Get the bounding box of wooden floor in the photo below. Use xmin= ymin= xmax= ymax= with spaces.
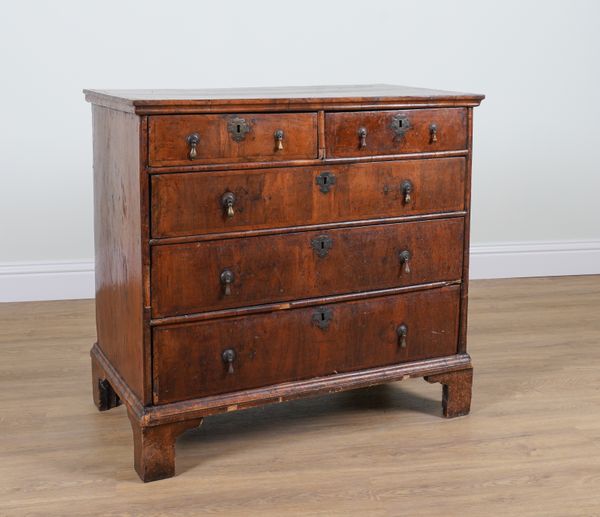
xmin=1 ymin=276 xmax=599 ymax=516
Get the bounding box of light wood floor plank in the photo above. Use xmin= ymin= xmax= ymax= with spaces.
xmin=1 ymin=276 xmax=599 ymax=516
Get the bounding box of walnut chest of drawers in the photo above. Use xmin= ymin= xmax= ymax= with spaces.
xmin=84 ymin=85 xmax=484 ymax=482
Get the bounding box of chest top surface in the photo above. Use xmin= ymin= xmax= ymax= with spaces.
xmin=84 ymin=84 xmax=484 ymax=114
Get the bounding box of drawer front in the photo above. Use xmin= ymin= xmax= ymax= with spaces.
xmin=148 ymin=113 xmax=318 ymax=167
xmin=325 ymin=108 xmax=467 ymax=158
xmin=153 ymin=285 xmax=460 ymax=403
xmin=151 ymin=157 xmax=466 ymax=238
xmin=151 ymin=218 xmax=463 ymax=318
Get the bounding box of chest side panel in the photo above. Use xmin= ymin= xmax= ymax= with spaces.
xmin=93 ymin=106 xmax=145 ymax=402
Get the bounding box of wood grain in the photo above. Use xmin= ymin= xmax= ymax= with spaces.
xmin=150 ymin=157 xmax=466 ymax=238
xmin=148 ymin=112 xmax=318 ymax=167
xmin=150 ymin=218 xmax=464 ymax=317
xmin=1 ymin=276 xmax=599 ymax=515
xmin=92 ymin=106 xmax=146 ymax=402
xmin=325 ymin=108 xmax=467 ymax=158
xmin=152 ymin=285 xmax=461 ymax=404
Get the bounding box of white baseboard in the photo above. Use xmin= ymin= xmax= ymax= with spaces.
xmin=1 ymin=240 xmax=599 ymax=302
xmin=0 ymin=261 xmax=95 ymax=302
xmin=469 ymin=240 xmax=600 ymax=280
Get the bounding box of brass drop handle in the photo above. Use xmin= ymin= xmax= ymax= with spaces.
xmin=274 ymin=129 xmax=284 ymax=150
xmin=430 ymin=124 xmax=438 ymax=143
xmin=401 ymin=180 xmax=413 ymax=204
xmin=396 ymin=324 xmax=408 ymax=348
xmin=220 ymin=268 xmax=234 ymax=296
xmin=358 ymin=127 xmax=368 ymax=148
xmin=222 ymin=348 xmax=236 ymax=374
xmin=399 ymin=250 xmax=411 ymax=273
xmin=187 ymin=133 xmax=199 ymax=160
xmin=221 ymin=191 xmax=236 ymax=218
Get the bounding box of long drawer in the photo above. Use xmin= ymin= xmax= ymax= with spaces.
xmin=152 ymin=285 xmax=461 ymax=404
xmin=150 ymin=218 xmax=464 ymax=318
xmin=151 ymin=157 xmax=466 ymax=238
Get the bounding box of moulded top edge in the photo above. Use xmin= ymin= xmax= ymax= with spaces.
xmin=83 ymin=84 xmax=485 ymax=112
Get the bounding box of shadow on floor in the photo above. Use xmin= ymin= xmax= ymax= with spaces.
xmin=174 ymin=382 xmax=442 ymax=473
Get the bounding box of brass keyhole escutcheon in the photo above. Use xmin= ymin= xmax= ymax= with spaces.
xmin=316 ymin=171 xmax=336 ymax=193
xmin=312 ymin=307 xmax=333 ymax=330
xmin=311 ymin=235 xmax=333 ymax=258
xmin=391 ymin=114 xmax=411 ymax=139
xmin=227 ymin=117 xmax=251 ymax=142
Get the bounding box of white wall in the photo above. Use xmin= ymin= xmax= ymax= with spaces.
xmin=1 ymin=0 xmax=599 ymax=301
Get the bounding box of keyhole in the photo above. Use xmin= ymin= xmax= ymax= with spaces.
xmin=321 ymin=241 xmax=325 ymax=250
xmin=398 ymin=120 xmax=403 ymax=127
xmin=323 ymin=176 xmax=328 ymax=185
xmin=236 ymin=124 xmax=241 ymax=133
xmin=321 ymin=312 xmax=326 ymax=321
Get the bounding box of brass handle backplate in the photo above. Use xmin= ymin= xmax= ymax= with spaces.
xmin=220 ymin=268 xmax=235 ymax=295
xmin=222 ymin=348 xmax=236 ymax=374
xmin=358 ymin=127 xmax=368 ymax=148
xmin=187 ymin=133 xmax=199 ymax=160
xmin=396 ymin=324 xmax=408 ymax=348
xmin=221 ymin=191 xmax=236 ymax=218
xmin=274 ymin=129 xmax=284 ymax=150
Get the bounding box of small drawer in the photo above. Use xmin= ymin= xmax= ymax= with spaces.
xmin=148 ymin=112 xmax=318 ymax=167
xmin=325 ymin=108 xmax=467 ymax=158
xmin=150 ymin=218 xmax=464 ymax=318
xmin=152 ymin=285 xmax=460 ymax=403
xmin=151 ymin=157 xmax=466 ymax=238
